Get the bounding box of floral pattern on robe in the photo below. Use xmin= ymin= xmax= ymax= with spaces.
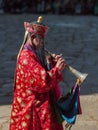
xmin=10 ymin=49 xmax=63 ymax=130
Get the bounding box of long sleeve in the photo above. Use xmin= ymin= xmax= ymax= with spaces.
xmin=17 ymin=50 xmax=63 ymax=93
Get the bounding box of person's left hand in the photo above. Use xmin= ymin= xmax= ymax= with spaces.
xmin=52 ymin=53 xmax=63 ymax=62
xmin=52 ymin=53 xmax=68 ymax=68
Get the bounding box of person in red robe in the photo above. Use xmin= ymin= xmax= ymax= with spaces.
xmin=9 ymin=16 xmax=68 ymax=130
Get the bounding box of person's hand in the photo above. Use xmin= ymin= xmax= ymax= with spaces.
xmin=52 ymin=53 xmax=62 ymax=62
xmin=55 ymin=57 xmax=67 ymax=72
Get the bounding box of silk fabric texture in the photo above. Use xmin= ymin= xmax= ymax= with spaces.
xmin=9 ymin=44 xmax=63 ymax=130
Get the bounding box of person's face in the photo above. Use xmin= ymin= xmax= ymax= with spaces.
xmin=32 ymin=35 xmax=44 ymax=48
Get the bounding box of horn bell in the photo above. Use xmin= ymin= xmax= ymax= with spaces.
xmin=68 ymin=66 xmax=88 ymax=83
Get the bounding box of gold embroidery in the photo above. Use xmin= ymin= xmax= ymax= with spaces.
xmin=10 ymin=119 xmax=14 ymax=124
xmin=46 ymin=128 xmax=49 ymax=130
xmin=15 ymin=118 xmax=18 ymax=122
xmin=30 ymin=79 xmax=35 ymax=84
xmin=21 ymin=102 xmax=25 ymax=107
xmin=17 ymin=76 xmax=19 ymax=79
xmin=42 ymin=76 xmax=45 ymax=80
xmin=12 ymin=112 xmax=16 ymax=116
xmin=16 ymin=79 xmax=19 ymax=83
xmin=21 ymin=83 xmax=24 ymax=87
xmin=14 ymin=109 xmax=18 ymax=113
xmin=17 ymin=97 xmax=22 ymax=103
xmin=22 ymin=93 xmax=26 ymax=97
xmin=26 ymin=90 xmax=32 ymax=95
xmin=35 ymin=100 xmax=40 ymax=105
xmin=19 ymin=125 xmax=21 ymax=129
xmin=42 ymin=82 xmax=45 ymax=86
xmin=23 ymin=59 xmax=28 ymax=65
xmin=25 ymin=114 xmax=31 ymax=119
xmin=17 ymin=85 xmax=21 ymax=89
xmin=28 ymin=73 xmax=31 ymax=76
xmin=42 ymin=110 xmax=46 ymax=114
xmin=48 ymin=72 xmax=53 ymax=77
xmin=18 ymin=64 xmax=21 ymax=69
xmin=41 ymin=70 xmax=45 ymax=75
xmin=20 ymin=70 xmax=24 ymax=74
xmin=21 ymin=121 xmax=27 ymax=127
xmin=34 ymin=68 xmax=39 ymax=72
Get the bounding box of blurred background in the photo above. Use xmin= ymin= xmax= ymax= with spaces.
xmin=0 ymin=0 xmax=98 ymax=15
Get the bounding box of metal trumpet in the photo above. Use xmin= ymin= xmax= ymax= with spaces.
xmin=45 ymin=49 xmax=88 ymax=83
xmin=67 ymin=66 xmax=88 ymax=83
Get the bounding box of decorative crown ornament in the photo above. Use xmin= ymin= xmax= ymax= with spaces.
xmin=37 ymin=16 xmax=43 ymax=23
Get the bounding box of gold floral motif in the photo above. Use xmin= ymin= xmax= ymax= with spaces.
xmin=17 ymin=76 xmax=19 ymax=79
xmin=41 ymin=114 xmax=44 ymax=118
xmin=14 ymin=109 xmax=18 ymax=113
xmin=20 ymin=70 xmax=24 ymax=74
xmin=12 ymin=112 xmax=16 ymax=116
xmin=48 ymin=72 xmax=53 ymax=77
xmin=21 ymin=83 xmax=24 ymax=87
xmin=18 ymin=64 xmax=21 ymax=69
xmin=19 ymin=125 xmax=22 ymax=129
xmin=35 ymin=100 xmax=40 ymax=105
xmin=26 ymin=90 xmax=32 ymax=95
xmin=42 ymin=76 xmax=45 ymax=80
xmin=22 ymin=93 xmax=26 ymax=97
xmin=23 ymin=59 xmax=28 ymax=65
xmin=15 ymin=118 xmax=19 ymax=122
xmin=17 ymin=85 xmax=21 ymax=89
xmin=10 ymin=119 xmax=14 ymax=124
xmin=30 ymin=79 xmax=35 ymax=84
xmin=16 ymin=79 xmax=19 ymax=83
xmin=42 ymin=82 xmax=45 ymax=86
xmin=21 ymin=102 xmax=26 ymax=107
xmin=25 ymin=85 xmax=28 ymax=88
xmin=41 ymin=70 xmax=45 ymax=75
xmin=25 ymin=114 xmax=31 ymax=119
xmin=34 ymin=68 xmax=39 ymax=72
xmin=42 ymin=109 xmax=46 ymax=115
xmin=21 ymin=121 xmax=27 ymax=127
xmin=17 ymin=97 xmax=22 ymax=103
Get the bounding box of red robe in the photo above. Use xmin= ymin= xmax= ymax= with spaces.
xmin=10 ymin=49 xmax=63 ymax=130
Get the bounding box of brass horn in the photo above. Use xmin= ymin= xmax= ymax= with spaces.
xmin=68 ymin=66 xmax=88 ymax=83
xmin=45 ymin=48 xmax=88 ymax=83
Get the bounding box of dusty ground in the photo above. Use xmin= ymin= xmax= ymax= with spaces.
xmin=0 ymin=14 xmax=98 ymax=130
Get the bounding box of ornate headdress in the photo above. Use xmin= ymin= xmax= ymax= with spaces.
xmin=17 ymin=16 xmax=48 ymax=60
xmin=24 ymin=16 xmax=48 ymax=38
